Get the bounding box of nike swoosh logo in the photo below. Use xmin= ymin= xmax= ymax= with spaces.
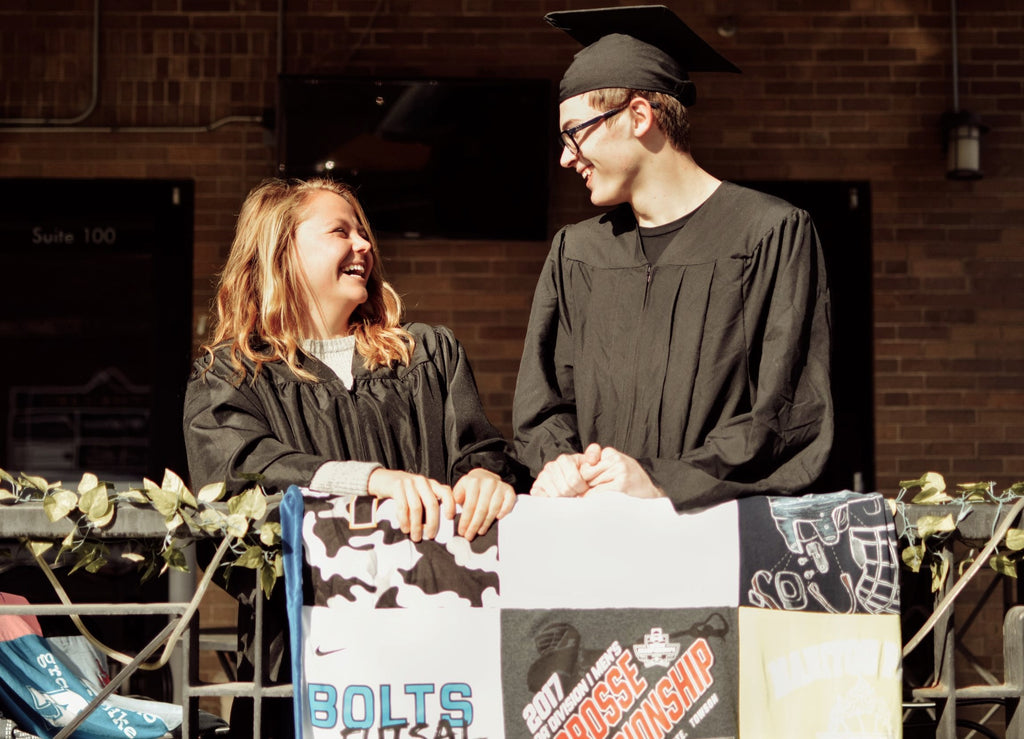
xmin=315 ymin=646 xmax=347 ymax=656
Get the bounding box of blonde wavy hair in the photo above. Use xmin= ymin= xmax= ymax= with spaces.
xmin=202 ymin=178 xmax=413 ymax=383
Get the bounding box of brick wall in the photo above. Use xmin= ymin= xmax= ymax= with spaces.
xmin=4 ymin=1 xmax=1021 ymax=497
xmin=3 ymin=1 xmax=1020 ymax=495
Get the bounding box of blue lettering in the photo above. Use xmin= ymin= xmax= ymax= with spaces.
xmin=308 ymin=684 xmax=338 ymax=728
xmin=405 ymin=683 xmax=435 ymax=726
xmin=440 ymin=683 xmax=472 ymax=727
xmin=381 ymin=684 xmax=407 ymax=727
xmin=343 ymin=685 xmax=374 ymax=729
xmin=309 ymin=682 xmax=474 ymax=731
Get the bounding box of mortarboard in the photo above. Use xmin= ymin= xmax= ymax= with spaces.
xmin=546 ymin=5 xmax=741 ymax=105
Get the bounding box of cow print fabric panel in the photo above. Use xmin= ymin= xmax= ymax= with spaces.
xmin=303 ymin=494 xmax=500 ymax=609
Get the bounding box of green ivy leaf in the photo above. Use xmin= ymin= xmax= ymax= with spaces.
xmin=69 ymin=544 xmax=103 ymax=575
xmin=228 ymin=487 xmax=267 ymax=521
xmin=930 ymin=556 xmax=950 ymax=593
xmin=957 ymin=481 xmax=994 ymax=502
xmin=902 ymin=542 xmax=926 ymax=573
xmin=260 ymin=557 xmax=279 ymax=598
xmin=161 ymin=469 xmax=197 ymax=509
xmin=990 ymin=553 xmax=1018 ymax=578
xmin=900 ymin=471 xmax=944 ymax=490
xmin=916 ymin=514 xmax=956 ymax=541
xmin=22 ymin=474 xmax=51 ymax=493
xmin=900 ymin=471 xmax=948 ymax=503
xmin=178 ymin=512 xmax=201 ymax=535
xmin=77 ymin=473 xmax=100 ymax=495
xmin=1006 ymin=529 xmax=1024 ymax=551
xmin=224 ymin=513 xmax=249 ymax=540
xmin=162 ymin=545 xmax=189 ymax=573
xmin=912 ymin=483 xmax=953 ymax=505
xmin=140 ymin=558 xmax=161 ymax=584
xmin=259 ymin=522 xmax=281 ymax=547
xmin=146 ymin=487 xmax=180 ymax=518
xmin=79 ymin=486 xmax=112 ymax=521
xmin=232 ymin=545 xmax=264 ymax=570
xmin=197 ymin=482 xmax=226 ymax=504
xmin=198 ymin=508 xmax=227 ymax=534
xmin=118 ymin=489 xmax=148 ymax=504
xmin=43 ymin=490 xmax=78 ymax=522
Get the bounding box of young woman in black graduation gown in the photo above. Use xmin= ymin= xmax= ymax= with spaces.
xmin=183 ymin=177 xmax=523 ymax=737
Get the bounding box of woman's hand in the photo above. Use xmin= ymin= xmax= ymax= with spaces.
xmin=367 ymin=468 xmax=455 ymax=542
xmin=452 ymin=468 xmax=517 ymax=541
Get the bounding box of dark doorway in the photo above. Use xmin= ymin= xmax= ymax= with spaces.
xmin=0 ymin=178 xmax=194 ymax=486
xmin=0 ymin=178 xmax=194 ymax=702
xmin=740 ymin=180 xmax=875 ymax=494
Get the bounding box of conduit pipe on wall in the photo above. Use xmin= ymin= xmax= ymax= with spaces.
xmin=0 ymin=0 xmax=274 ymax=135
xmin=5 ymin=115 xmax=267 ymax=135
xmin=0 ymin=0 xmax=100 ymax=126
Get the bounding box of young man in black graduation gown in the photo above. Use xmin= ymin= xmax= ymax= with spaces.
xmin=513 ymin=5 xmax=834 ymax=510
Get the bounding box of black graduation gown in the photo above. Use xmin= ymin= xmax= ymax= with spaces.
xmin=182 ymin=322 xmax=523 ymax=716
xmin=184 ymin=322 xmax=521 ymax=496
xmin=513 ymin=181 xmax=834 ymax=510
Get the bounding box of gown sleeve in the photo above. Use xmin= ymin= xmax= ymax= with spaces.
xmin=182 ymin=358 xmax=329 ymax=494
xmin=511 ymin=233 xmax=582 ymax=477
xmin=432 ymin=326 xmax=529 ymax=490
xmin=643 ymin=209 xmax=834 ymax=508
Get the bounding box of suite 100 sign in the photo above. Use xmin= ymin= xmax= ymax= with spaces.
xmin=31 ymin=225 xmax=118 ymax=246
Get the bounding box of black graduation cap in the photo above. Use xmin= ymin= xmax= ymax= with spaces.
xmin=546 ymin=5 xmax=740 ymax=105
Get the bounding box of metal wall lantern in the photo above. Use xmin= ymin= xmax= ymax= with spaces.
xmin=942 ymin=110 xmax=989 ymax=180
xmin=942 ymin=0 xmax=990 ymax=180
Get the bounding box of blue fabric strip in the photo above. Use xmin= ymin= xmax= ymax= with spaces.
xmin=280 ymin=485 xmax=306 ymax=739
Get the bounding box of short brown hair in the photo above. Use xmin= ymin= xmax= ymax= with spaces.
xmin=588 ymin=88 xmax=691 ymax=153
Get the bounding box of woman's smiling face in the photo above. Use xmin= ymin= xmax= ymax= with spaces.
xmin=294 ymin=189 xmax=374 ymax=337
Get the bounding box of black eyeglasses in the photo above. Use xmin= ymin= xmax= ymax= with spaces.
xmin=557 ymin=101 xmax=662 ymax=154
xmin=558 ymin=105 xmax=629 ymax=154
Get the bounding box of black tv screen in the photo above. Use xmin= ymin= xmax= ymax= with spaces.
xmin=278 ymin=76 xmax=553 ymax=241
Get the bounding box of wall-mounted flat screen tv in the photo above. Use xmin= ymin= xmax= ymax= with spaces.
xmin=278 ymin=75 xmax=553 ymax=241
